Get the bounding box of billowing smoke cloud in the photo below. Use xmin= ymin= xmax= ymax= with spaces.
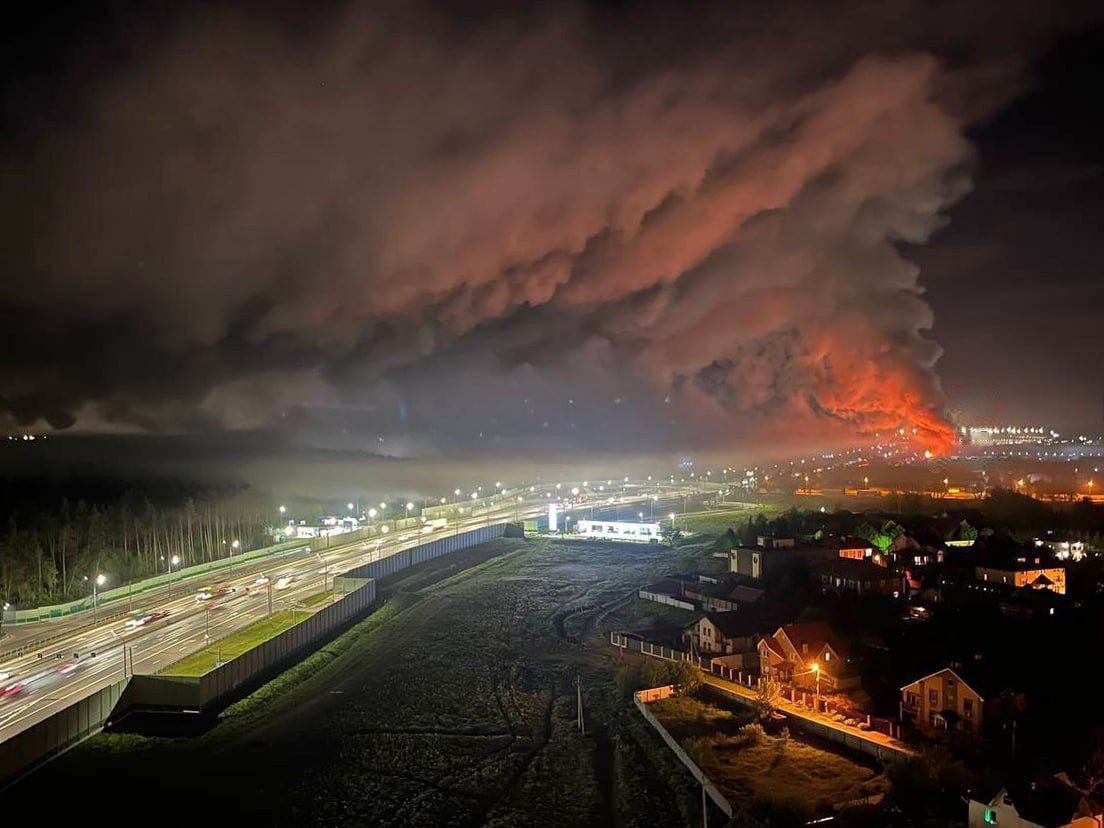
xmin=0 ymin=0 xmax=1091 ymax=456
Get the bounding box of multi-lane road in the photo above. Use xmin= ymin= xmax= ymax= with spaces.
xmin=1 ymin=485 xmax=709 ymax=746
xmin=0 ymin=504 xmax=529 ymax=743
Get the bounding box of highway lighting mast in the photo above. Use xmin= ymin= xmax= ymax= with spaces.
xmin=85 ymin=573 xmax=107 ymax=622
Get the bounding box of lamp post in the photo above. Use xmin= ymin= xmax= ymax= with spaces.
xmin=168 ymin=554 xmax=181 ymax=597
xmin=811 ymin=662 xmax=821 ymax=711
xmin=1 ymin=601 xmax=9 ymax=640
xmin=85 ymin=574 xmax=107 ymax=623
xmin=314 ymin=550 xmax=329 ymax=599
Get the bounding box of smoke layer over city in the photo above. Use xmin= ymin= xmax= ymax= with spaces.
xmin=1 ymin=1 xmax=1094 ymax=458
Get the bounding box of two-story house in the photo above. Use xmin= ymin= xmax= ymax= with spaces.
xmin=900 ymin=666 xmax=986 ymax=735
xmin=684 ymin=611 xmax=760 ymax=658
xmin=757 ymin=622 xmax=859 ymax=691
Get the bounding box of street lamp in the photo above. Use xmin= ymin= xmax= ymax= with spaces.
xmin=85 ymin=573 xmax=107 ymax=622
xmin=811 ymin=662 xmax=821 ymax=710
xmin=347 ymin=502 xmax=355 ymax=511
xmin=368 ymin=507 xmax=378 ymax=519
xmin=406 ymin=502 xmax=414 ymax=512
xmin=279 ymin=504 xmax=287 ymax=515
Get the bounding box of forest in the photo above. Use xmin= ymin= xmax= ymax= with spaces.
xmin=0 ymin=476 xmax=277 ymax=608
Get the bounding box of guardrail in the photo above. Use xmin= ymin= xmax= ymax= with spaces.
xmin=2 ymin=539 xmax=311 ymax=626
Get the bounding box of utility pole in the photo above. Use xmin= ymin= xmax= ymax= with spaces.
xmin=576 ymin=673 xmax=585 ymax=734
xmin=701 ymin=781 xmax=708 ymax=828
xmin=268 ymin=580 xmax=274 ymax=616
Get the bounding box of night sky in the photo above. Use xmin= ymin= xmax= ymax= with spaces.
xmin=2 ymin=0 xmax=1102 ymax=466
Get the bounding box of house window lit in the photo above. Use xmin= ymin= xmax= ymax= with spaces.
xmin=984 ymin=807 xmax=998 ymax=824
xmin=824 ymin=651 xmax=831 ymax=662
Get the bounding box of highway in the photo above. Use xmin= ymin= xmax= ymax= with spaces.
xmin=0 ymin=485 xmax=710 ymax=746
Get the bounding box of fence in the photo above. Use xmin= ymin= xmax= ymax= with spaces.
xmin=0 ymin=678 xmax=128 ymax=787
xmin=610 ymin=632 xmax=913 ymax=762
xmin=633 ymin=688 xmax=733 ymax=819
xmin=2 ymin=538 xmax=310 ymax=625
xmin=342 ymin=523 xmax=508 ymax=581
xmin=637 ymin=589 xmax=696 ymax=611
xmin=119 ymin=579 xmax=378 ymax=715
xmin=0 ymin=522 xmax=515 ymax=786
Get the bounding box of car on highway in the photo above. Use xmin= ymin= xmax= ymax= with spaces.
xmin=148 ymin=610 xmax=171 ymax=621
xmin=254 ymin=575 xmax=270 ymax=586
xmin=195 ymin=588 xmax=215 ymax=601
xmin=1 ymin=682 xmax=24 ymax=697
xmin=0 ymin=672 xmax=9 ymax=682
xmin=274 ymin=576 xmax=294 ymax=590
xmin=124 ymin=614 xmax=153 ymax=629
xmin=58 ymin=662 xmax=79 ymax=675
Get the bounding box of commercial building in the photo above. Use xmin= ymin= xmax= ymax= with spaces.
xmin=574 ymin=519 xmax=661 ymax=543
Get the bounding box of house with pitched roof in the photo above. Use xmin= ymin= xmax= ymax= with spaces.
xmin=757 ymin=622 xmax=859 ymax=691
xmin=684 ymin=611 xmax=761 ymax=657
xmin=967 ymin=772 xmax=1104 ymax=827
xmin=900 ymin=666 xmax=986 ymax=736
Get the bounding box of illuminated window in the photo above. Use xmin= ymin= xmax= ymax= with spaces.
xmin=984 ymin=807 xmax=997 ymax=824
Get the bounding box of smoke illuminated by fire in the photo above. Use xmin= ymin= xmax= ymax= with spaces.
xmin=0 ymin=1 xmax=1055 ymax=457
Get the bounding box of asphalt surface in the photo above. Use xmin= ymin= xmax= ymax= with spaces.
xmin=0 ymin=485 xmax=708 ymax=745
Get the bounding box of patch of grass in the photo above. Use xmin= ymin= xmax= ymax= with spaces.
xmin=678 ymin=504 xmax=783 ymax=536
xmin=161 ymin=610 xmax=311 ymax=676
xmin=652 ymin=695 xmax=885 ymax=814
xmin=299 ymin=590 xmax=333 ymax=608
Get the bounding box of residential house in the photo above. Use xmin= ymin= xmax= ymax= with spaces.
xmin=758 ymin=622 xmax=859 ymax=691
xmin=967 ymin=773 xmax=1104 ymax=827
xmin=900 ymin=666 xmax=986 ymax=736
xmin=833 ymin=535 xmax=876 ymax=561
xmin=816 ymin=557 xmax=900 ymax=596
xmin=756 ymin=535 xmax=795 ymax=549
xmin=727 ymin=544 xmax=837 ymax=581
xmin=684 ymin=611 xmax=760 ymax=659
xmin=976 ymin=551 xmax=1067 ymax=595
xmin=999 ymin=585 xmax=1067 ymax=620
xmin=683 ymin=579 xmax=765 ymax=612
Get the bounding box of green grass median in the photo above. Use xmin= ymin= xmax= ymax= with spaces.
xmin=299 ymin=589 xmax=335 ymax=608
xmin=161 ymin=610 xmax=311 ymax=677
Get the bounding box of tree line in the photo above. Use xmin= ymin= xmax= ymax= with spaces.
xmin=0 ymin=476 xmax=276 ymax=608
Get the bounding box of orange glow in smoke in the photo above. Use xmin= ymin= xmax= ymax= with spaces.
xmin=809 ymin=336 xmax=957 ymax=457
